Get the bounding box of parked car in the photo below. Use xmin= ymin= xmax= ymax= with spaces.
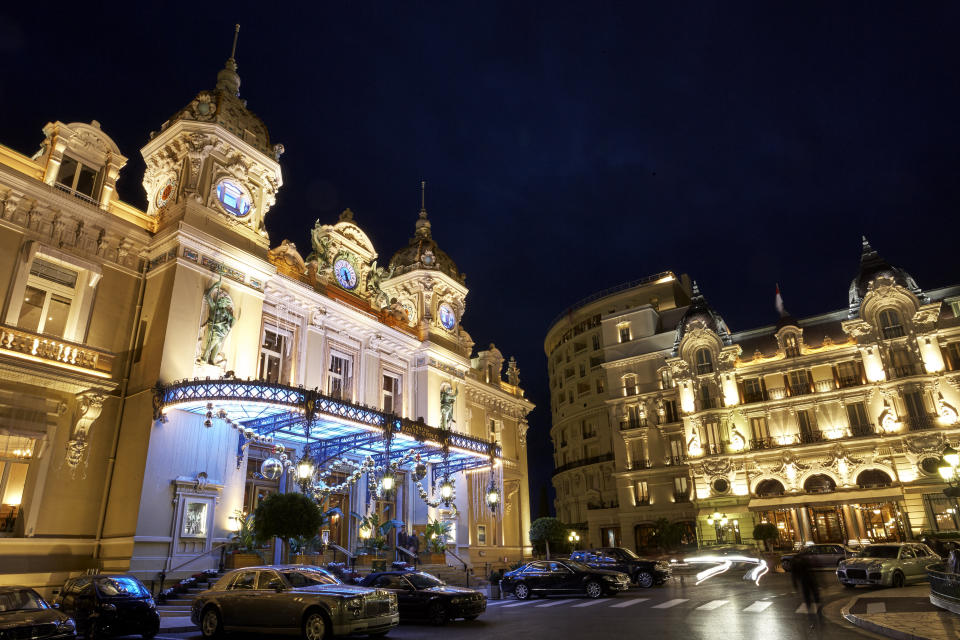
xmin=781 ymin=544 xmax=858 ymax=571
xmin=569 ymin=548 xmax=672 ymax=587
xmin=54 ymin=574 xmax=158 ymax=639
xmin=359 ymin=570 xmax=485 ymax=625
xmin=190 ymin=565 xmax=398 ymax=639
xmin=500 ymin=560 xmax=630 ymax=599
xmin=837 ymin=543 xmax=941 ymax=588
xmin=0 ymin=586 xmax=76 ymax=639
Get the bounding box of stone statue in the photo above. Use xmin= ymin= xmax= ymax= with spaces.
xmin=307 ymin=224 xmax=337 ymax=274
xmin=440 ymin=383 xmax=458 ymax=430
xmin=387 ymin=297 xmax=408 ymax=323
xmin=365 ymin=260 xmax=394 ymax=309
xmin=506 ymin=357 xmax=520 ymax=386
xmin=199 ymin=277 xmax=235 ymax=365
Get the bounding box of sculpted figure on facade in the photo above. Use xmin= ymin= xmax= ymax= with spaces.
xmin=199 ymin=277 xmax=236 ymax=365
xmin=365 ymin=260 xmax=394 ymax=309
xmin=440 ymin=382 xmax=459 ymax=430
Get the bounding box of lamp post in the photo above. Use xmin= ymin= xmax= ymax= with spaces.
xmin=568 ymin=530 xmax=581 ymax=548
xmin=296 ymin=453 xmax=315 ymax=492
xmin=706 ymin=511 xmax=729 ymax=543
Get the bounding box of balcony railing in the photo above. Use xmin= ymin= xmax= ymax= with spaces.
xmin=54 ymin=181 xmax=101 ymax=208
xmin=814 ymin=379 xmax=835 ymax=393
xmin=743 ymin=391 xmax=766 ymax=404
xmin=788 ymin=384 xmax=811 ymax=397
xmin=673 ymin=492 xmax=691 ymax=503
xmin=837 ymin=376 xmax=862 ymax=389
xmin=620 ymin=419 xmax=645 ymax=431
xmin=906 ymin=415 xmax=937 ymax=431
xmin=882 ymin=325 xmax=906 ymax=339
xmin=627 ymin=460 xmax=651 ymax=471
xmin=0 ymin=324 xmax=114 ymax=378
xmin=696 ymin=363 xmax=714 ymax=375
xmin=767 ymin=387 xmax=787 ymax=400
xmin=587 ymin=500 xmax=619 ymax=510
xmin=891 ymin=364 xmax=919 ymax=379
xmin=552 ymin=453 xmax=615 ymax=476
xmin=666 ymin=455 xmax=686 ymax=466
xmin=798 ymin=430 xmax=824 ymax=444
xmin=582 ymin=430 xmax=598 ymax=439
xmin=849 ymin=424 xmax=877 ymax=438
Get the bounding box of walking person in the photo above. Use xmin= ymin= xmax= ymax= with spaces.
xmin=791 ymin=551 xmax=821 ymax=630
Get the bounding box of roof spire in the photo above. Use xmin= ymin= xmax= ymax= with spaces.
xmin=415 ymin=180 xmax=432 ymax=238
xmin=216 ymin=24 xmax=242 ymax=97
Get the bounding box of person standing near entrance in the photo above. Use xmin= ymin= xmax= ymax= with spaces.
xmin=791 ymin=552 xmax=821 ymax=613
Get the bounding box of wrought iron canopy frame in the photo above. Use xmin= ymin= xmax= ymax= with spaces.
xmin=154 ymin=378 xmax=501 ymax=472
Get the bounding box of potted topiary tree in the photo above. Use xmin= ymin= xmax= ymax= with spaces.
xmin=254 ymin=492 xmax=323 ymax=564
xmin=421 ymin=519 xmax=451 ymax=565
xmin=752 ymin=522 xmax=780 ymax=552
xmin=227 ymin=511 xmax=262 ymax=569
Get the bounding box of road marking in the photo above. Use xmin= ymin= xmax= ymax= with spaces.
xmin=536 ymin=599 xmax=576 ymax=608
xmin=652 ymin=599 xmax=688 ymax=609
xmin=743 ymin=601 xmax=773 ymax=612
xmin=866 ymin=602 xmax=887 ymax=614
xmin=610 ymin=598 xmax=650 ymax=608
xmin=795 ymin=603 xmax=819 ymax=614
xmin=501 ymin=600 xmax=538 ymax=608
xmin=485 ymin=600 xmax=512 ymax=606
xmin=571 ymin=599 xmax=606 ymax=607
xmin=696 ymin=600 xmax=729 ymax=610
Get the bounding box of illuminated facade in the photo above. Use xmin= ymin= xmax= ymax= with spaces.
xmin=547 ymin=247 xmax=960 ymax=551
xmin=0 ymin=49 xmax=532 ymax=592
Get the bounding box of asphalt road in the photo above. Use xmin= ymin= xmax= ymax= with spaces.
xmin=156 ymin=571 xmax=874 ymax=640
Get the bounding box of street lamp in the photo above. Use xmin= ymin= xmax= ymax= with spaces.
xmin=944 ymin=445 xmax=960 ymax=469
xmin=297 ymin=455 xmax=315 ymax=481
xmin=380 ymin=470 xmax=395 ymax=493
xmin=486 ymin=483 xmax=500 ymax=510
xmin=568 ymin=530 xmax=581 ymax=545
xmin=439 ymin=479 xmax=455 ymax=503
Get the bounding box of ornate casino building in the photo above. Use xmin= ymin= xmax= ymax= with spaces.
xmin=0 ymin=47 xmax=532 ymax=591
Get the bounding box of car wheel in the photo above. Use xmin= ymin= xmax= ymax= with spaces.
xmin=635 ymin=571 xmax=654 ymax=588
xmin=200 ymin=607 xmax=222 ymax=639
xmin=891 ymin=571 xmax=905 ymax=589
xmin=585 ymin=581 xmax=603 ymax=599
xmin=303 ymin=609 xmax=330 ymax=640
xmin=514 ymin=583 xmax=531 ymax=600
xmin=428 ymin=602 xmax=448 ymax=626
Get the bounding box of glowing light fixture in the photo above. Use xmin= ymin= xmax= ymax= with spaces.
xmin=380 ymin=471 xmax=395 ymax=492
xmin=944 ymin=445 xmax=960 ymax=469
xmin=568 ymin=530 xmax=581 ymax=544
xmin=297 ymin=455 xmax=315 ymax=480
xmin=440 ymin=480 xmax=454 ymax=500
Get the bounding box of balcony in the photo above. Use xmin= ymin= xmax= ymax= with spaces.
xmin=743 ymin=391 xmax=766 ymax=404
xmin=891 ymin=364 xmax=919 ymax=379
xmin=767 ymin=387 xmax=787 ymax=400
xmin=673 ymin=492 xmax=691 ymax=503
xmin=837 ymin=376 xmax=862 ymax=389
xmin=620 ymin=419 xmax=645 ymax=431
xmin=906 ymin=415 xmax=937 ymax=432
xmin=696 ymin=363 xmax=714 ymax=375
xmin=627 ymin=460 xmax=651 ymax=471
xmin=552 ymin=453 xmax=615 ymax=477
xmin=587 ymin=500 xmax=620 ymax=510
xmin=882 ymin=325 xmax=906 ymax=340
xmin=581 ymin=430 xmax=598 ymax=440
xmin=814 ymin=379 xmax=835 ymax=393
xmin=0 ymin=324 xmax=114 ymax=379
xmin=798 ymin=430 xmax=825 ymax=444
xmin=788 ymin=384 xmax=811 ymax=397
xmin=666 ymin=455 xmax=686 ymax=466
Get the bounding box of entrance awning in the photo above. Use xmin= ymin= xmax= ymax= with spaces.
xmin=153 ymin=378 xmax=500 ymax=474
xmin=747 ymin=487 xmax=903 ymax=511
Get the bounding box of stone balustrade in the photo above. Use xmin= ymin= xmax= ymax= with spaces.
xmin=0 ymin=324 xmax=114 ymax=377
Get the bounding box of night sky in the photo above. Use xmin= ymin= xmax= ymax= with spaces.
xmin=3 ymin=2 xmax=960 ymax=520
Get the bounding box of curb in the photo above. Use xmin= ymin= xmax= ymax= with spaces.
xmin=841 ymin=595 xmax=933 ymax=640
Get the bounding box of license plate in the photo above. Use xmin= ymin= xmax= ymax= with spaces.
xmin=848 ymin=579 xmax=870 ymax=584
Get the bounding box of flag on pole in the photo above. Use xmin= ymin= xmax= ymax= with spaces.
xmin=775 ymin=283 xmax=786 ymax=316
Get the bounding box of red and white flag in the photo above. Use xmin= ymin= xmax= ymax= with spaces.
xmin=775 ymin=284 xmax=785 ymax=316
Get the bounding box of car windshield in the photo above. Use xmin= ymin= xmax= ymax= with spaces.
xmin=96 ymin=577 xmax=149 ymax=598
xmin=562 ymin=560 xmax=592 ymax=572
xmin=280 ymin=569 xmax=341 ymax=587
xmin=0 ymin=589 xmax=47 ymax=612
xmin=616 ymin=548 xmax=640 ymax=560
xmin=860 ymin=546 xmax=900 ymax=558
xmin=405 ymin=572 xmax=444 ymax=589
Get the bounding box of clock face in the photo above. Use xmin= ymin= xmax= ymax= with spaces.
xmin=402 ymin=301 xmax=417 ymax=326
xmin=215 ymin=180 xmax=252 ymax=217
xmin=155 ymin=178 xmax=176 ymax=209
xmin=334 ymin=259 xmax=358 ymax=290
xmin=438 ymin=303 xmax=456 ymax=330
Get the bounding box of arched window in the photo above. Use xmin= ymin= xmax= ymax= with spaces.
xmin=695 ymin=348 xmax=714 ymax=375
xmin=878 ymin=309 xmax=904 ymax=339
xmin=755 ymin=479 xmax=785 ymax=498
xmin=856 ymin=469 xmax=893 ymax=489
xmin=803 ymin=474 xmax=836 ymax=494
xmin=784 ymin=333 xmax=800 ymax=358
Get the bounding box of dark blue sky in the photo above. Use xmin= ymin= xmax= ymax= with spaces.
xmin=3 ymin=2 xmax=960 ymax=517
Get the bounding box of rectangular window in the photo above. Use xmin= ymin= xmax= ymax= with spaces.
xmin=0 ymin=447 xmax=30 ymax=534
xmin=669 ymin=437 xmax=684 ymax=464
xmin=925 ymin=493 xmax=960 ymax=532
xmin=847 ymin=402 xmax=870 ymax=431
xmin=595 ymin=378 xmax=604 ymax=394
xmin=382 ymin=373 xmax=401 ymax=414
xmin=618 ymin=324 xmax=631 ymax=343
xmin=947 ymin=343 xmax=960 ymax=371
xmin=743 ymin=378 xmax=763 ymax=403
xmin=797 ymin=410 xmax=817 ymax=441
xmin=663 ymin=399 xmax=679 ymax=423
xmin=750 ymin=417 xmax=769 ymax=442
xmin=889 ymin=348 xmax=916 ymax=377
xmin=258 ymin=329 xmax=289 ymax=384
xmin=904 ymin=391 xmax=927 ymax=419
xmin=327 ymin=351 xmax=353 ymax=400
xmin=703 ymin=420 xmax=721 ymax=454
xmin=950 ymin=301 xmax=960 ymax=318
xmin=16 ymin=258 xmax=80 ymax=339
xmin=837 ymin=361 xmax=861 ymax=387
xmin=56 ymin=155 xmax=100 ymax=198
xmin=636 ymin=481 xmax=649 ymax=505
xmin=660 ymin=370 xmax=673 ymax=390
xmin=579 ymin=364 xmax=586 ymax=378
xmin=477 ymin=524 xmax=487 ymax=545
xmin=788 ymin=370 xmax=810 ymax=396
xmin=592 ymin=334 xmax=601 ymax=350
xmin=674 ymin=476 xmax=689 ymax=495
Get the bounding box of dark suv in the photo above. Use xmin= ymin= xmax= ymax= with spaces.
xmin=570 ymin=547 xmax=672 ymax=588
xmin=55 ymin=574 xmax=159 ymax=639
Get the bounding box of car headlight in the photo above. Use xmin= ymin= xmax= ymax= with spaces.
xmin=345 ymin=597 xmax=363 ymax=617
xmin=56 ymin=619 xmax=76 ymax=632
xmin=602 ymin=575 xmax=617 ymax=581
xmin=450 ymin=597 xmax=464 ymax=604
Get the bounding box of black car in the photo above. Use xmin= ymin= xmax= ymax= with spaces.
xmin=0 ymin=586 xmax=76 ymax=639
xmin=501 ymin=560 xmax=630 ymax=599
xmin=55 ymin=574 xmax=159 ymax=639
xmin=570 ymin=548 xmax=672 ymax=588
xmin=360 ymin=570 xmax=485 ymax=625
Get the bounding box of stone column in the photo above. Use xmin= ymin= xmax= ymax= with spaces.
xmin=840 ymin=505 xmax=859 ymax=542
xmin=798 ymin=507 xmax=815 ymax=543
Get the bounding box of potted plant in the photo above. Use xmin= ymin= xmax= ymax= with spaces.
xmin=254 ymin=492 xmax=323 ymax=564
xmin=752 ymin=523 xmax=780 ymax=552
xmin=227 ymin=511 xmax=262 ymax=569
xmin=488 ymin=569 xmax=503 ymax=599
xmin=420 ymin=519 xmax=451 ymax=565
xmin=355 ymin=512 xmax=400 ymax=571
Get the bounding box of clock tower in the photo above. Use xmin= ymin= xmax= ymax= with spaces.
xmin=140 ymin=26 xmax=283 ymax=251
